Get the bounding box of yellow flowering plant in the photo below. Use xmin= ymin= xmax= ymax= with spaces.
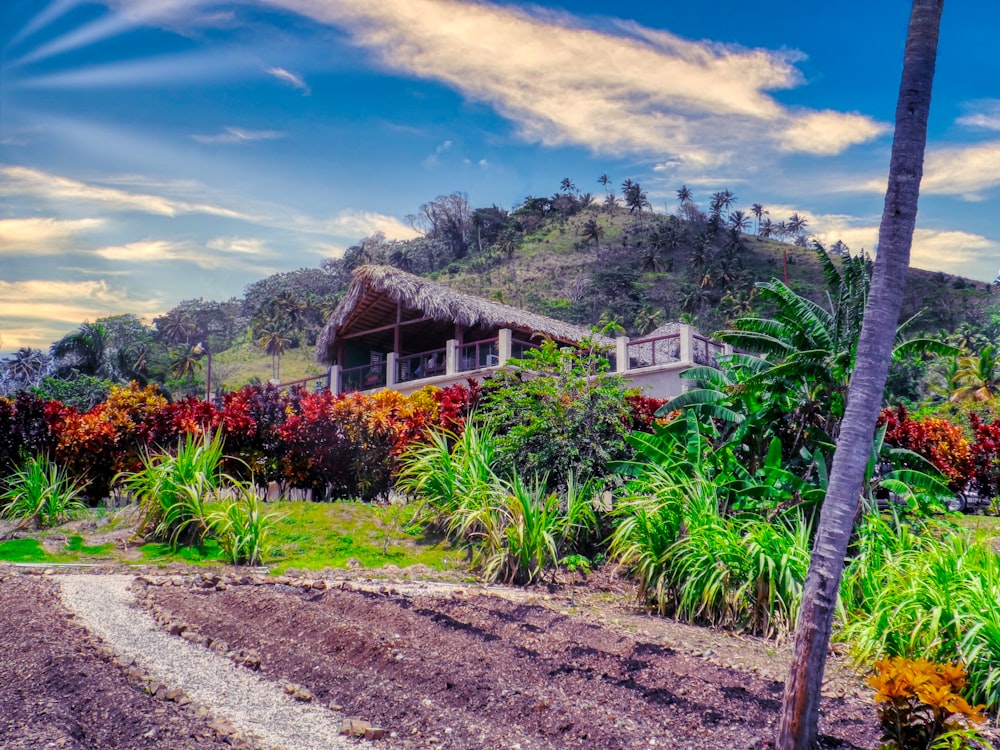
xmin=868 ymin=656 xmax=987 ymax=749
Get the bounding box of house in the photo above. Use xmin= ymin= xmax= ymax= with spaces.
xmin=315 ymin=265 xmax=729 ymax=399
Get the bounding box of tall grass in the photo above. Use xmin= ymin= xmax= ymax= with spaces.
xmin=121 ymin=432 xmax=229 ymax=546
xmin=397 ymin=423 xmax=599 ymax=584
xmin=118 ymin=432 xmax=277 ymax=565
xmin=609 ymin=464 xmax=811 ymax=637
xmin=840 ymin=522 xmax=1000 ymax=710
xmin=0 ymin=454 xmax=86 ymax=529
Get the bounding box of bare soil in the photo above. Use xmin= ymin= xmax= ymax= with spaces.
xmin=0 ymin=561 xmax=897 ymax=750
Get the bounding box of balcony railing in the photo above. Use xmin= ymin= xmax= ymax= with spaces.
xmin=396 ymin=347 xmax=447 ymax=384
xmin=626 ymin=333 xmax=681 ymax=370
xmin=458 ymin=338 xmax=500 ymax=372
xmin=693 ymin=335 xmax=725 ymax=367
xmin=342 ymin=361 xmax=385 ymax=392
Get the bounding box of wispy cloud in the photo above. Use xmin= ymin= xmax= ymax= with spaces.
xmin=0 ymin=165 xmax=247 ymax=218
xmin=0 ymin=277 xmax=165 ymax=350
xmin=957 ymin=100 xmax=1000 ymax=131
xmin=205 ymin=236 xmax=271 ymax=255
xmin=266 ymin=66 xmax=311 ymax=94
xmin=92 ymin=238 xmax=276 ymax=271
xmin=857 ymin=140 xmax=1000 ymax=200
xmin=801 ymin=209 xmax=999 ymax=281
xmin=267 ymin=0 xmax=886 ymax=164
xmin=0 ymin=217 xmax=105 ymax=253
xmin=191 ymin=126 xmax=286 ymax=145
xmin=422 ymin=139 xmax=453 ymax=167
xmin=293 ymin=209 xmax=421 ymax=241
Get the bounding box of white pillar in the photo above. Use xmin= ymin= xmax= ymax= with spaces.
xmin=331 ymin=365 xmax=342 ymax=394
xmin=386 ymin=353 xmax=398 ymax=388
xmin=498 ymin=328 xmax=513 ymax=366
xmin=679 ymin=324 xmax=693 ymax=364
xmin=616 ymin=336 xmax=629 ymax=373
xmin=446 ymin=339 xmax=458 ymax=375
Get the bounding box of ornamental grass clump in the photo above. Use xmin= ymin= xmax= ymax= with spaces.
xmin=868 ymin=656 xmax=987 ymax=750
xmin=840 ymin=521 xmax=1000 ymax=712
xmin=397 ymin=423 xmax=600 ymax=584
xmin=0 ymin=454 xmax=86 ymax=529
xmin=208 ymin=483 xmax=279 ymax=566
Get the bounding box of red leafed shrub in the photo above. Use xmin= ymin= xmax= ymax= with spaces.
xmin=879 ymin=406 xmax=975 ymax=490
xmin=625 ymin=393 xmax=670 ymax=432
xmin=432 ymin=380 xmax=481 ymax=432
xmin=969 ymin=413 xmax=1000 ymax=499
xmin=47 ymin=403 xmax=119 ymax=503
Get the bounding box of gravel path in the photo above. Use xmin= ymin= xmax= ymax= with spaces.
xmin=57 ymin=574 xmax=355 ymax=750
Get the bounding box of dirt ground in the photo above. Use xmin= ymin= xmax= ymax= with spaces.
xmin=0 ymin=566 xmax=904 ymax=750
xmin=0 ymin=572 xmax=239 ymax=750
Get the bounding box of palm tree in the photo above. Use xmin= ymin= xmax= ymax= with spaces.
xmin=51 ymin=322 xmax=108 ymax=377
xmin=6 ymin=347 xmax=48 ymax=382
xmin=257 ymin=327 xmax=291 ymax=380
xmin=170 ymin=344 xmax=203 ymax=380
xmin=624 ymin=181 xmax=650 ymax=226
xmin=580 ymin=217 xmax=604 ymax=248
xmin=676 ymin=184 xmax=693 ymax=206
xmin=778 ymin=3 xmax=944 ymax=746
xmin=758 ymin=217 xmax=774 ymax=240
xmin=750 ymin=203 xmax=767 ymax=234
xmin=559 ymin=177 xmax=577 ymax=194
xmin=786 ymin=212 xmax=808 ymax=238
xmin=949 ymin=344 xmax=1000 ymax=403
xmin=156 ymin=310 xmax=196 ymax=345
xmin=598 ymin=174 xmax=611 ymax=194
xmin=728 ymin=210 xmax=751 ymax=233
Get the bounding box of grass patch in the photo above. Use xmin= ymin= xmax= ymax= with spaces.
xmin=265 ymin=500 xmax=462 ymax=574
xmin=0 ymin=538 xmax=58 ymax=563
xmin=65 ymin=534 xmax=115 ymax=556
xmin=138 ymin=539 xmax=225 ymax=565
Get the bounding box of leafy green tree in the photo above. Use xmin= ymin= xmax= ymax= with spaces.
xmin=950 ymin=343 xmax=999 ymax=404
xmin=478 ymin=340 xmax=632 ymax=489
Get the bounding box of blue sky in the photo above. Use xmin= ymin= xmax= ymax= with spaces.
xmin=2 ymin=0 xmax=999 ymax=353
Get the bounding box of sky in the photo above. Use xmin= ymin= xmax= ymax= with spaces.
xmin=2 ymin=0 xmax=999 ymax=354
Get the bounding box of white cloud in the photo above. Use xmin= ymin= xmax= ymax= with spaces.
xmin=0 ymin=217 xmax=104 ymax=253
xmin=294 ymin=209 xmax=421 ymax=241
xmin=957 ymin=100 xmax=1000 ymax=131
xmin=856 ymin=140 xmax=1000 ymax=200
xmin=921 ymin=141 xmax=1000 ymax=199
xmin=205 ymin=236 xmax=271 ymax=255
xmin=0 ymin=165 xmax=246 ymax=218
xmin=92 ymin=238 xmax=276 ymax=271
xmin=267 ymin=0 xmax=885 ymax=163
xmin=191 ymin=126 xmax=286 ymax=145
xmin=0 ymin=277 xmax=165 ymax=350
xmin=779 ymin=110 xmax=888 ymax=155
xmin=266 ymin=66 xmax=311 ymax=94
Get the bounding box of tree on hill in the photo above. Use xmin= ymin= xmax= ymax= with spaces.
xmin=580 ymin=217 xmax=604 ymax=248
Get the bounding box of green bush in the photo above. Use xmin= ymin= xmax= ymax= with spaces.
xmin=120 ymin=432 xmax=228 ymax=546
xmin=0 ymin=454 xmax=86 ymax=529
xmin=478 ymin=339 xmax=631 ymax=488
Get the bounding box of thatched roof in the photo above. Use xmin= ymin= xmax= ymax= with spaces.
xmin=316 ymin=265 xmax=610 ymax=364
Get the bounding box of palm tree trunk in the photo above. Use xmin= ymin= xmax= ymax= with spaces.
xmin=776 ymin=2 xmax=943 ymax=747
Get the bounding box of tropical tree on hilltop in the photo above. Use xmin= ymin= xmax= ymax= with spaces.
xmin=623 ymin=180 xmax=650 ymax=226
xmin=728 ymin=210 xmax=751 ymax=233
xmin=751 ymin=203 xmax=767 ymax=234
xmin=170 ymin=344 xmax=204 ymax=380
xmin=676 ymin=184 xmax=693 ymax=205
xmin=51 ymin=322 xmax=108 ymax=378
